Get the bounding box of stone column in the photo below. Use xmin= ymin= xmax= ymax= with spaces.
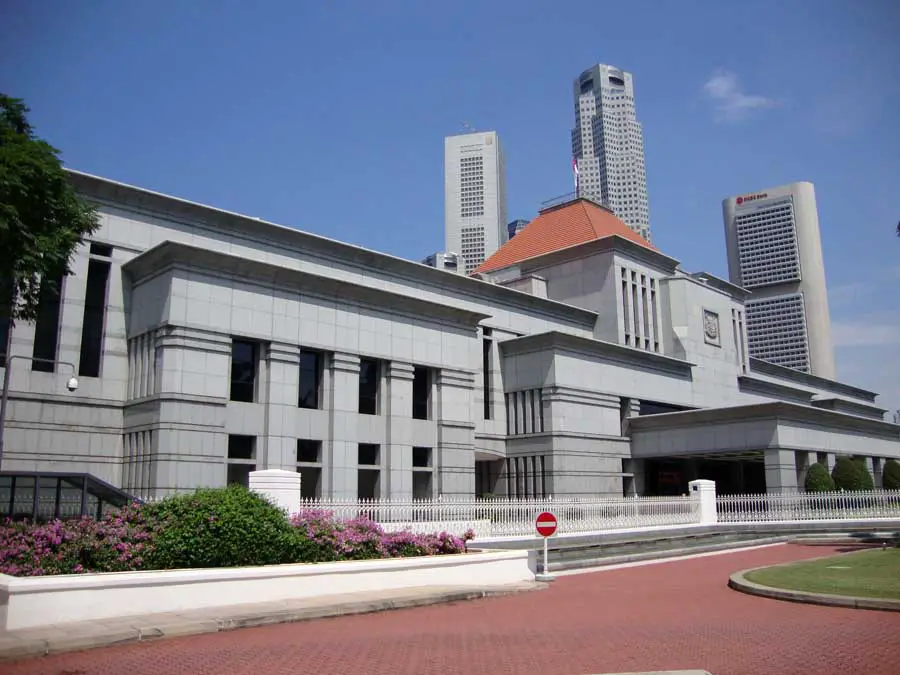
xmin=385 ymin=361 xmax=414 ymax=499
xmin=436 ymin=368 xmax=476 ymax=497
xmin=262 ymin=342 xmax=301 ymax=471
xmin=817 ymin=451 xmax=836 ymax=473
xmin=765 ymin=449 xmax=799 ymax=492
xmin=328 ymin=352 xmax=360 ymax=500
xmin=872 ymin=457 xmax=883 ymax=488
xmin=795 ymin=450 xmax=814 ymax=489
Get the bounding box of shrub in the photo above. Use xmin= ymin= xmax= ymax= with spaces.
xmin=142 ymin=484 xmax=304 ymax=570
xmin=831 ymin=456 xmax=874 ymax=491
xmin=883 ymin=459 xmax=900 ymax=490
xmin=0 ymin=488 xmax=475 ymax=577
xmin=804 ymin=462 xmax=835 ymax=492
xmin=0 ymin=502 xmax=158 ymax=577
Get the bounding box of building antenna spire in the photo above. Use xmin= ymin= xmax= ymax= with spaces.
xmin=461 ymin=121 xmax=474 ymax=133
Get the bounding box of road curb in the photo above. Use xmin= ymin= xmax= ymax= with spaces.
xmin=0 ymin=582 xmax=546 ymax=663
xmin=728 ymin=552 xmax=900 ymax=613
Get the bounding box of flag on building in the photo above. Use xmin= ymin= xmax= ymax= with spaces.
xmin=572 ymin=158 xmax=579 ymax=191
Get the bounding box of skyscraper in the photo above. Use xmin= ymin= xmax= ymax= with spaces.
xmin=444 ymin=131 xmax=508 ymax=275
xmin=722 ymin=181 xmax=836 ymax=379
xmin=507 ymin=218 xmax=529 ymax=240
xmin=571 ymin=64 xmax=650 ymax=240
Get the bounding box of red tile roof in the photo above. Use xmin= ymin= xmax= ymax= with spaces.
xmin=474 ymin=199 xmax=656 ymax=275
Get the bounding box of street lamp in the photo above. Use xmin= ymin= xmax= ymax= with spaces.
xmin=0 ymin=355 xmax=79 ymax=470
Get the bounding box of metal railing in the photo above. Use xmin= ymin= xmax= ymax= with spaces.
xmin=0 ymin=472 xmax=136 ymax=522
xmin=296 ymin=494 xmax=702 ymax=538
xmin=716 ymin=489 xmax=900 ymax=523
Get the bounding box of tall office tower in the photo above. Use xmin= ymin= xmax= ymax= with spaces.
xmin=723 ymin=181 xmax=836 ymax=379
xmin=444 ymin=131 xmax=508 ymax=274
xmin=507 ymin=218 xmax=529 ymax=240
xmin=571 ymin=64 xmax=650 ymax=240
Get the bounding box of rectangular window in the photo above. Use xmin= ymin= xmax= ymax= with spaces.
xmin=296 ymin=439 xmax=321 ymax=463
xmin=358 ymin=443 xmax=380 ymax=466
xmin=0 ymin=280 xmax=11 ymax=369
xmin=230 ymin=339 xmax=258 ymax=402
xmin=298 ymin=349 xmax=322 ymax=409
xmin=413 ymin=446 xmax=432 ymax=468
xmin=412 ymin=471 xmax=432 ymax=500
xmin=412 ymin=366 xmax=430 ymax=420
xmin=32 ymin=270 xmax=65 ymax=372
xmin=77 ymin=258 xmax=111 ymax=377
xmin=482 ymin=327 xmax=493 ymax=420
xmin=358 ymin=358 xmax=379 ymax=415
xmin=226 ymin=435 xmax=256 ymax=487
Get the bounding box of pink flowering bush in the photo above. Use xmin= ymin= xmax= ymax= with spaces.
xmin=0 ymin=487 xmax=475 ymax=577
xmin=0 ymin=502 xmax=159 ymax=577
xmin=290 ymin=510 xmax=474 ymax=561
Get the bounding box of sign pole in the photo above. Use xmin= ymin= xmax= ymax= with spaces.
xmin=534 ymin=511 xmax=557 ymax=582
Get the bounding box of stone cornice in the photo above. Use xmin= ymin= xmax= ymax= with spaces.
xmin=500 ymin=331 xmax=694 ymax=378
xmin=122 ymin=241 xmax=492 ymax=330
xmin=518 ymin=234 xmax=680 ymax=277
xmin=738 ymin=375 xmax=813 ymax=404
xmin=437 ymin=369 xmax=475 ymax=390
xmin=155 ymin=325 xmax=232 ymax=354
xmin=628 ymin=401 xmax=900 ymax=438
xmin=541 ymin=386 xmax=620 ymax=408
xmin=748 ymin=357 xmax=878 ymax=403
xmin=386 ymin=361 xmax=415 ymax=380
xmin=71 ymin=170 xmax=597 ymax=328
xmin=330 ymin=352 xmax=360 ymax=374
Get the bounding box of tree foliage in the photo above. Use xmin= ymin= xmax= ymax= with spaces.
xmin=804 ymin=462 xmax=835 ymax=492
xmin=831 ymin=456 xmax=874 ymax=491
xmin=0 ymin=94 xmax=99 ymax=323
xmin=883 ymin=459 xmax=900 ymax=490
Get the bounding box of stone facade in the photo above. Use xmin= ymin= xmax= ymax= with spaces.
xmin=1 ymin=172 xmax=897 ymax=498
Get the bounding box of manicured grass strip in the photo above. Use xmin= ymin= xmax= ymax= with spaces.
xmin=744 ymin=548 xmax=900 ymax=600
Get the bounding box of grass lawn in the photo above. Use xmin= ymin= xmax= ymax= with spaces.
xmin=745 ymin=548 xmax=900 ymax=600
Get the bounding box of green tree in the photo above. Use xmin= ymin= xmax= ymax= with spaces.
xmin=831 ymin=456 xmax=874 ymax=491
xmin=0 ymin=94 xmax=99 ymax=325
xmin=804 ymin=462 xmax=835 ymax=492
xmin=883 ymin=459 xmax=900 ymax=490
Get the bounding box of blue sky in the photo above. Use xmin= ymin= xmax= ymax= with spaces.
xmin=2 ymin=0 xmax=898 ymax=414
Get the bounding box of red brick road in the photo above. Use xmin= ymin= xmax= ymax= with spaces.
xmin=6 ymin=544 xmax=900 ymax=675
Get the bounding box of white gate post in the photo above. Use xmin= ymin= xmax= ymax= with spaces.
xmin=249 ymin=469 xmax=302 ymax=515
xmin=689 ymin=479 xmax=718 ymax=525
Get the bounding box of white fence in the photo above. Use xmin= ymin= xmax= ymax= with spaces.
xmin=716 ymin=489 xmax=900 ymax=523
xmin=295 ymin=495 xmax=702 ymax=538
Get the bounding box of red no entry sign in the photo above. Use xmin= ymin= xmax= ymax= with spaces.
xmin=535 ymin=511 xmax=558 ymax=537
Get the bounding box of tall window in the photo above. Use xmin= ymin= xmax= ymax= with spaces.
xmin=0 ymin=278 xmax=11 ymax=368
xmin=230 ymin=339 xmax=258 ymax=402
xmin=296 ymin=439 xmax=322 ymax=498
xmin=78 ymin=245 xmax=112 ymax=377
xmin=226 ymin=435 xmax=256 ymax=487
xmin=357 ymin=443 xmax=380 ymax=499
xmin=298 ymin=349 xmax=322 ymax=409
xmin=412 ymin=366 xmax=430 ymax=420
xmin=482 ymin=327 xmax=493 ymax=420
xmin=32 ymin=270 xmax=65 ymax=372
xmin=358 ymin=358 xmax=379 ymax=415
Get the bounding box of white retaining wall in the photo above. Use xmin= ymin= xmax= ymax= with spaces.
xmin=0 ymin=549 xmax=535 ymax=632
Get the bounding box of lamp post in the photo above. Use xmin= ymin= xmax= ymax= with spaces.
xmin=0 ymin=355 xmax=79 ymax=471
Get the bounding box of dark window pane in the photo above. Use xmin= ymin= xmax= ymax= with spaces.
xmin=297 ymin=439 xmax=321 ymax=463
xmin=298 ymin=467 xmax=321 ymax=498
xmin=298 ymin=350 xmax=321 ymax=409
xmin=32 ymin=270 xmax=65 ymax=372
xmin=78 ymin=259 xmax=111 ymax=377
xmin=357 ymin=469 xmax=379 ymax=499
xmin=412 ymin=366 xmax=429 ymax=420
xmin=482 ymin=335 xmax=492 ymax=420
xmin=358 ymin=358 xmax=379 ymax=415
xmin=412 ymin=471 xmax=432 ymax=499
xmin=228 ymin=435 xmax=255 ymax=460
xmin=358 ymin=443 xmax=379 ymax=466
xmin=230 ymin=340 xmax=258 ymax=402
xmin=413 ymin=447 xmax=431 ymax=468
xmin=0 ymin=276 xmax=13 ymax=368
xmin=89 ymin=242 xmax=113 ymax=258
xmin=227 ymin=463 xmax=255 ymax=487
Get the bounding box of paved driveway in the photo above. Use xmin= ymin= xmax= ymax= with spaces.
xmin=6 ymin=544 xmax=899 ymax=675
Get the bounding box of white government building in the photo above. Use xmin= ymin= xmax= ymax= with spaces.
xmin=0 ymin=171 xmax=897 ymax=505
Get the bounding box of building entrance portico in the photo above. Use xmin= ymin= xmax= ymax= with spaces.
xmin=629 ymin=402 xmax=900 ymax=494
